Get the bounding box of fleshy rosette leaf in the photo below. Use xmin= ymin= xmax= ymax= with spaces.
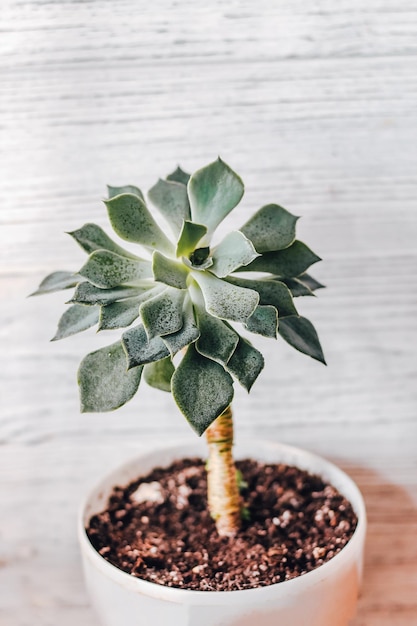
xmin=32 ymin=157 xmax=325 ymax=433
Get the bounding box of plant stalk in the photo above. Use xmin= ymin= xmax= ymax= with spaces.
xmin=205 ymin=405 xmax=241 ymax=537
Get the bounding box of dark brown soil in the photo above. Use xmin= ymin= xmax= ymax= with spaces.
xmin=86 ymin=457 xmax=357 ymax=591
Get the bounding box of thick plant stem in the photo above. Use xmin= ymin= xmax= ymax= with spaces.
xmin=205 ymin=405 xmax=241 ymax=537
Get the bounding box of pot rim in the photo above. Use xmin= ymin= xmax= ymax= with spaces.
xmin=78 ymin=439 xmax=366 ymax=605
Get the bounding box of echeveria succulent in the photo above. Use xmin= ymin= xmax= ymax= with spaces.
xmin=33 ymin=158 xmax=325 ymax=436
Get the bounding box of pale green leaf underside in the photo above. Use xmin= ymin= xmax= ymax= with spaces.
xmin=68 ymin=223 xmax=138 ymax=259
xmin=152 ymin=251 xmax=189 ymax=289
xmin=226 ymin=338 xmax=264 ymax=391
xmin=245 ymin=305 xmax=278 ymax=339
xmin=78 ymin=341 xmax=142 ymax=412
xmin=166 ymin=166 xmax=191 ymax=186
xmin=148 ymin=178 xmax=190 ymax=236
xmin=52 ymin=304 xmax=100 ymax=340
xmin=140 ymin=287 xmax=185 ymax=339
xmin=194 ymin=302 xmax=239 ymax=366
xmin=188 ymin=157 xmax=244 ymax=235
xmin=71 ymin=282 xmax=153 ymax=305
xmin=172 ymin=344 xmax=234 ymax=436
xmin=211 ymin=231 xmax=259 ymax=278
xmin=144 ymin=357 xmax=175 ymax=392
xmin=79 ymin=250 xmax=152 ymax=289
xmin=122 ymin=324 xmax=170 ymax=368
xmin=176 ymin=220 xmax=207 ymax=258
xmin=30 ymin=271 xmax=81 ymax=296
xmin=243 ymin=240 xmax=321 ymax=277
xmin=162 ymin=301 xmax=200 ymax=356
xmin=192 ymin=271 xmax=259 ymax=323
xmin=226 ymin=276 xmax=297 ymax=318
xmin=107 ymin=184 xmax=144 ymax=202
xmin=240 ymin=204 xmax=299 ymax=253
xmin=105 ymin=193 xmax=174 ymax=255
xmin=278 ymin=316 xmax=326 ymax=364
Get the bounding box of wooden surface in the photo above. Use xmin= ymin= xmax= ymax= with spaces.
xmin=1 ymin=1 xmax=417 ymax=624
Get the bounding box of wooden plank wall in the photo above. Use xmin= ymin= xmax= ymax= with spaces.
xmin=1 ymin=1 xmax=416 ymax=624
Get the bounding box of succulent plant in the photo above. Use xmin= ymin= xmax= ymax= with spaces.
xmin=33 ymin=157 xmax=326 ymax=536
xmin=32 ymin=157 xmax=325 ymax=438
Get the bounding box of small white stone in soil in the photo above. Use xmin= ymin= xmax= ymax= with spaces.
xmin=176 ymin=483 xmax=192 ymax=508
xmin=130 ymin=481 xmax=164 ymax=504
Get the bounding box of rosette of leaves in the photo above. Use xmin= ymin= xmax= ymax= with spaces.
xmin=32 ymin=158 xmax=325 ymax=437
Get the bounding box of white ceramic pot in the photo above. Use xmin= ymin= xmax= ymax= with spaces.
xmin=79 ymin=440 xmax=366 ymax=626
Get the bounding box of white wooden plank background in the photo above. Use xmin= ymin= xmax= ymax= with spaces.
xmin=1 ymin=1 xmax=416 ymax=624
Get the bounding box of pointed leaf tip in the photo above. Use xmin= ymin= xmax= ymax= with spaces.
xmin=30 ymin=271 xmax=81 ymax=296
xmin=188 ymin=158 xmax=244 ymax=235
xmin=107 ymin=184 xmax=144 ymax=201
xmin=278 ymin=316 xmax=326 ymax=364
xmin=52 ymin=304 xmax=100 ymax=341
xmin=68 ymin=222 xmax=140 ymax=259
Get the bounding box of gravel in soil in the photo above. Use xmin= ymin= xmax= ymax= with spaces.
xmin=87 ymin=457 xmax=358 ymax=591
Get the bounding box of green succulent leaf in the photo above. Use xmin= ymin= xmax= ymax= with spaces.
xmin=225 ymin=338 xmax=264 ymax=392
xmin=162 ymin=299 xmax=200 ymax=356
xmin=192 ymin=272 xmax=259 ymax=324
xmin=78 ymin=341 xmax=142 ymax=412
xmin=240 ymin=204 xmax=299 ymax=253
xmin=278 ymin=316 xmax=326 ymax=364
xmin=297 ymin=273 xmax=325 ymax=293
xmin=191 ymin=284 xmax=239 ymax=365
xmin=122 ymin=324 xmax=170 ymax=368
xmin=68 ymin=223 xmax=138 ymax=259
xmin=152 ymin=251 xmax=189 ymax=289
xmin=172 ymin=344 xmax=234 ymax=436
xmin=281 ymin=277 xmax=315 ymax=297
xmin=79 ymin=250 xmax=152 ymax=289
xmin=107 ymin=184 xmax=144 ymax=201
xmin=226 ymin=276 xmax=297 ymax=318
xmin=105 ymin=193 xmax=174 ymax=255
xmin=148 ymin=178 xmax=190 ymax=236
xmin=243 ymin=240 xmax=321 ymax=278
xmin=176 ymin=220 xmax=207 ymax=258
xmin=245 ymin=305 xmax=278 ymax=339
xmin=98 ymin=286 xmax=167 ymax=330
xmin=99 ymin=299 xmax=141 ymax=330
xmin=52 ymin=304 xmax=100 ymax=340
xmin=281 ymin=274 xmax=325 ymax=297
xmin=30 ymin=271 xmax=81 ymax=296
xmin=144 ymin=357 xmax=175 ymax=392
xmin=188 ymin=157 xmax=244 ymax=236
xmin=166 ymin=166 xmax=191 ymax=186
xmin=70 ymin=282 xmax=153 ymax=306
xmin=140 ymin=287 xmax=185 ymax=339
xmin=211 ymin=231 xmax=259 ymax=278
